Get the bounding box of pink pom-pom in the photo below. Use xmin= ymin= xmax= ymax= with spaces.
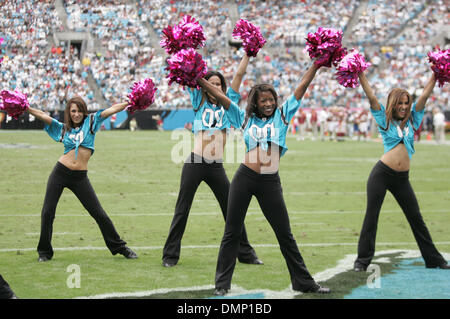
xmin=166 ymin=48 xmax=208 ymax=89
xmin=160 ymin=15 xmax=206 ymax=55
xmin=0 ymin=90 xmax=30 ymax=119
xmin=428 ymin=48 xmax=450 ymax=88
xmin=336 ymin=50 xmax=371 ymax=88
xmin=306 ymin=27 xmax=346 ymax=68
xmin=160 ymin=25 xmax=181 ymax=55
xmin=127 ymin=78 xmax=158 ymax=113
xmin=232 ymin=19 xmax=266 ymax=57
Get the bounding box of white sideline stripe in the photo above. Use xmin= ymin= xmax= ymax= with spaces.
xmin=25 ymin=232 xmax=81 ymax=236
xmin=76 ymin=284 xmax=294 ymax=300
xmin=287 ymin=221 xmax=326 ymax=224
xmin=76 ymin=285 xmax=216 ymax=299
xmin=2 ymin=242 xmax=450 ymax=253
xmin=1 ymin=209 xmax=449 ymax=217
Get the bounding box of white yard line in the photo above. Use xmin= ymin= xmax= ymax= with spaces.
xmin=0 ymin=190 xmax=448 ymax=197
xmin=2 ymin=242 xmax=450 ymax=253
xmin=1 ymin=209 xmax=448 ymax=217
xmin=25 ymin=232 xmax=81 ymax=236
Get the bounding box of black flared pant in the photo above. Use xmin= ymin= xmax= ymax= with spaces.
xmin=37 ymin=162 xmax=127 ymax=258
xmin=355 ymin=161 xmax=445 ymax=268
xmin=163 ymin=153 xmax=258 ymax=264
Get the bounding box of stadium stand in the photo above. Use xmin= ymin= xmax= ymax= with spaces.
xmin=0 ymin=0 xmax=448 ymax=124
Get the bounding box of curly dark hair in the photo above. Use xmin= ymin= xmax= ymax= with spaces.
xmin=245 ymin=83 xmax=278 ymax=120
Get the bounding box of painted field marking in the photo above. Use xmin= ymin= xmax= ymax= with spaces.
xmin=73 ymin=250 xmax=450 ymax=299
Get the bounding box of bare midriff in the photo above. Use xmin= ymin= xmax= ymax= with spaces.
xmin=244 ymin=145 xmax=280 ymax=174
xmin=380 ymin=142 xmax=410 ymax=171
xmin=193 ymin=130 xmax=227 ymax=161
xmin=58 ymin=147 xmax=92 ymax=170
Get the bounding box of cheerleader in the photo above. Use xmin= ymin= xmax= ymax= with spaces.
xmin=0 ymin=275 xmax=17 ymax=299
xmin=197 ymin=62 xmax=331 ymax=295
xmin=162 ymin=54 xmax=262 ymax=267
xmin=353 ymin=70 xmax=449 ymax=271
xmin=27 ymin=96 xmax=138 ymax=262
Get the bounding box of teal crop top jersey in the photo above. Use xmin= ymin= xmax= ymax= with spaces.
xmin=370 ymin=102 xmax=424 ymax=159
xmin=44 ymin=109 xmax=107 ymax=159
xmin=188 ymin=87 xmax=241 ymax=133
xmin=226 ymin=94 xmax=302 ymax=156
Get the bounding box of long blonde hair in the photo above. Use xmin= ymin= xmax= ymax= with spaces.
xmin=381 ymin=88 xmax=413 ymax=131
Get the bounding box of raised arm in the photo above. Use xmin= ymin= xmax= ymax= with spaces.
xmin=415 ymin=73 xmax=436 ymax=112
xmin=100 ymin=101 xmax=129 ymax=118
xmin=27 ymin=106 xmax=53 ymax=126
xmin=197 ymin=78 xmax=232 ymax=110
xmin=358 ymin=72 xmax=380 ymax=110
xmin=293 ymin=63 xmax=320 ymax=101
xmin=230 ymin=54 xmax=250 ymax=93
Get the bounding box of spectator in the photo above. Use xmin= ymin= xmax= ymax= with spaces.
xmin=310 ymin=108 xmax=319 ymax=140
xmin=432 ymin=107 xmax=446 ymax=144
xmin=295 ymin=109 xmax=307 ymax=140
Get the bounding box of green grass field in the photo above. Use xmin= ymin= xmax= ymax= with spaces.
xmin=0 ymin=130 xmax=449 ymax=299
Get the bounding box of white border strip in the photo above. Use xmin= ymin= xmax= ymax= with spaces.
xmin=1 ymin=209 xmax=449 ymax=217
xmin=0 ymin=190 xmax=448 ymax=198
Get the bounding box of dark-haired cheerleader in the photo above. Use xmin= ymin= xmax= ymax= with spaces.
xmin=162 ymin=54 xmax=262 ymax=267
xmin=198 ymin=61 xmax=331 ymax=296
xmin=27 ymin=97 xmax=138 ymax=262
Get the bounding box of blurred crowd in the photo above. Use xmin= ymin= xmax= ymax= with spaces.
xmin=236 ymin=0 xmax=357 ymax=47
xmin=346 ymin=0 xmax=425 ymax=44
xmin=64 ymin=0 xmax=153 ymax=104
xmin=0 ymin=0 xmax=448 ymax=121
